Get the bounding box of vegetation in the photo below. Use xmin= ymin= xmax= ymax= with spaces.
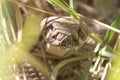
xmin=0 ymin=0 xmax=120 ymax=80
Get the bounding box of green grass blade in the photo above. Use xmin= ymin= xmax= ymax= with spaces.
xmin=22 ymin=16 xmax=41 ymax=50
xmin=0 ymin=0 xmax=18 ymax=79
xmin=69 ymin=0 xmax=74 ymax=9
xmin=104 ymin=15 xmax=120 ymax=80
xmin=94 ymin=15 xmax=120 ymax=58
xmin=50 ymin=0 xmax=80 ymax=20
xmin=82 ymin=54 xmax=95 ymax=80
xmin=104 ymin=15 xmax=120 ymax=42
xmin=3 ymin=0 xmax=17 ymax=41
xmin=0 ymin=0 xmax=17 ymax=53
xmin=0 ymin=0 xmax=42 ymax=79
xmin=50 ymin=55 xmax=90 ymax=80
xmin=50 ymin=0 xmax=68 ymax=11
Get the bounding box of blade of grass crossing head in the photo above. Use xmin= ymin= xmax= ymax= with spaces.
xmin=49 ymin=0 xmax=80 ymax=20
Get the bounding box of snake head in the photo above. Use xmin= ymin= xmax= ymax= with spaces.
xmin=40 ymin=16 xmax=88 ymax=57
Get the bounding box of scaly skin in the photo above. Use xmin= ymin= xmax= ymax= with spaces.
xmin=37 ymin=16 xmax=88 ymax=57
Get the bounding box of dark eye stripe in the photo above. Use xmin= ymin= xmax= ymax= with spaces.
xmin=49 ymin=24 xmax=54 ymax=30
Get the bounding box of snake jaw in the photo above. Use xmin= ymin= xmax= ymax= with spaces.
xmin=46 ymin=43 xmax=68 ymax=56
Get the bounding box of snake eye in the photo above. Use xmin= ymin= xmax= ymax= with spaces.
xmin=52 ymin=35 xmax=56 ymax=39
xmin=49 ymin=24 xmax=54 ymax=30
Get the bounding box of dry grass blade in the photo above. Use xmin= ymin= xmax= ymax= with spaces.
xmin=12 ymin=0 xmax=24 ymax=42
xmin=10 ymin=0 xmax=57 ymax=16
xmin=79 ymin=14 xmax=120 ymax=34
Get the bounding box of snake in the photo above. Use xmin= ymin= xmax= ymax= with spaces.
xmin=15 ymin=16 xmax=87 ymax=80
xmin=14 ymin=16 xmax=90 ymax=80
xmin=34 ymin=16 xmax=88 ymax=58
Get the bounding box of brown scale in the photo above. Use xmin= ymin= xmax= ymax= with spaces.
xmin=12 ymin=60 xmax=47 ymax=80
